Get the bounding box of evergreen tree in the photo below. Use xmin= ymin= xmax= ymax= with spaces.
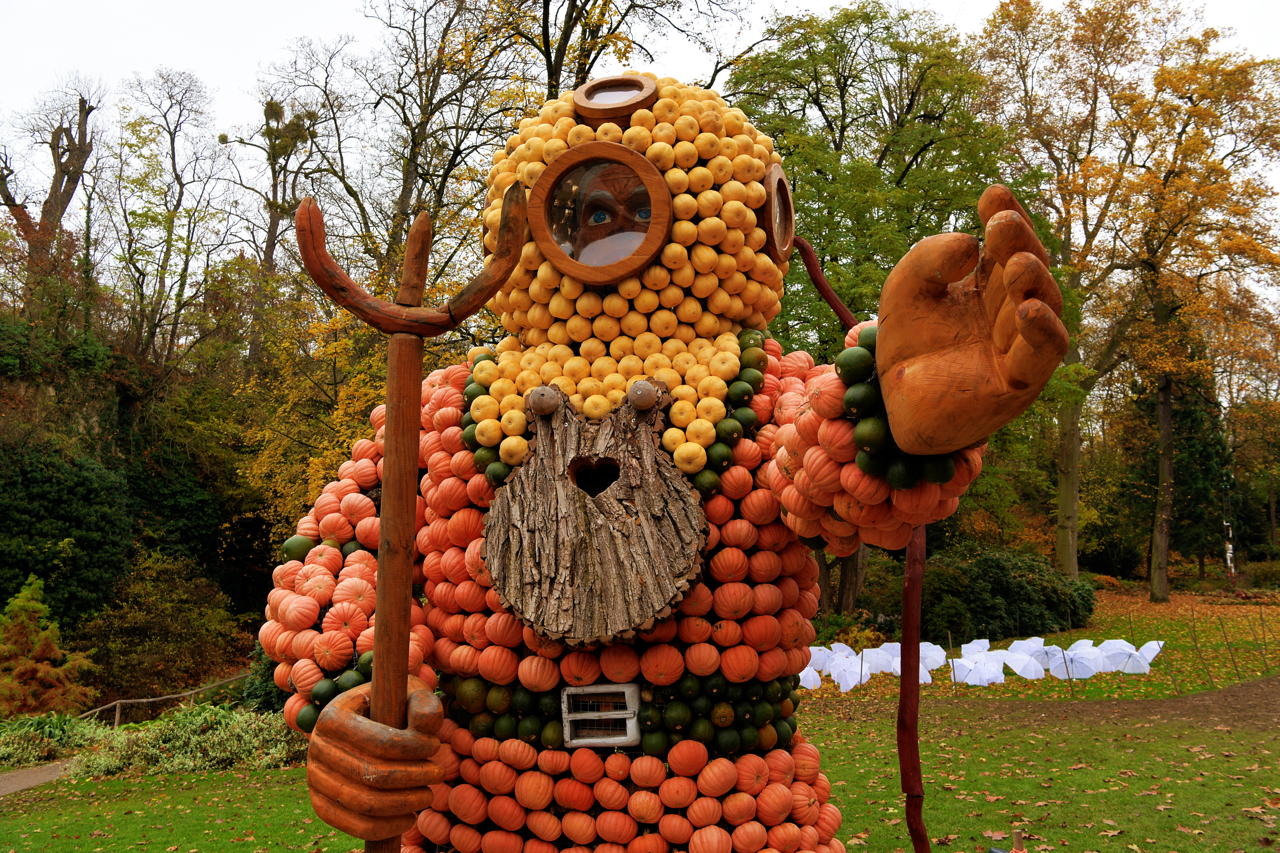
xmin=0 ymin=575 xmax=95 ymax=715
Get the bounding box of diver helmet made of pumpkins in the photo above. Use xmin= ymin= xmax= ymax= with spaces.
xmin=479 ymin=74 xmax=796 ymax=647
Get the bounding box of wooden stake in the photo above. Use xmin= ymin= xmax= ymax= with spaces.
xmin=1187 ymin=604 xmax=1216 ymax=689
xmin=897 ymin=526 xmax=931 ymax=853
xmin=1216 ymin=614 xmax=1243 ymax=683
xmin=294 ymin=188 xmax=526 ymax=851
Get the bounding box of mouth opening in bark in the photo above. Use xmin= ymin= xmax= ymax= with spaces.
xmin=568 ymin=456 xmax=620 ymax=497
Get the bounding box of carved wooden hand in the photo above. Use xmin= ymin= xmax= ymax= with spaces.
xmin=876 ymin=186 xmax=1069 ymax=455
xmin=306 ymin=676 xmax=444 ymax=841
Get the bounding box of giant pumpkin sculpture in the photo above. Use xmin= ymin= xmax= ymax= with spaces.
xmin=261 ymin=73 xmax=1068 ymax=853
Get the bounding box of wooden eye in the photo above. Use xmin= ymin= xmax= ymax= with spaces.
xmin=527 ymin=142 xmax=672 ymax=287
xmin=762 ymin=163 xmax=795 ymax=264
xmin=572 ymin=76 xmax=658 ymax=127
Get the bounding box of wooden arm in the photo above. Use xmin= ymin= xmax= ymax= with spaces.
xmin=295 ymin=181 xmax=527 ymax=335
xmin=794 ymin=236 xmax=858 ymax=331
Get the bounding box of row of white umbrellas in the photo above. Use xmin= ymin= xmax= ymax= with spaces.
xmin=800 ymin=637 xmax=1165 ymax=689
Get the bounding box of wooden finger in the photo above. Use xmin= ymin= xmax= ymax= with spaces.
xmin=308 ymin=786 xmax=414 ymax=841
xmin=408 ymin=688 xmax=444 ymax=735
xmin=308 ymin=754 xmax=436 ymax=816
xmin=308 ymin=731 xmax=443 ymax=790
xmin=314 ymin=687 xmax=441 ymax=761
xmin=984 ymin=209 xmax=1049 ymax=267
xmin=977 ymin=184 xmax=1033 ymax=228
xmin=1003 ymin=252 xmax=1063 ymax=316
xmin=397 ymin=210 xmax=434 ymax=307
xmin=892 ymin=232 xmax=980 ymax=293
xmin=1001 ymin=299 xmax=1069 ymax=391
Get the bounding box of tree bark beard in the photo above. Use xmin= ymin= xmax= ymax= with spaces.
xmin=484 ymin=389 xmax=706 ymax=646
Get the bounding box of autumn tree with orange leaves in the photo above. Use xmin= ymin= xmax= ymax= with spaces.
xmin=980 ymin=0 xmax=1280 ymax=600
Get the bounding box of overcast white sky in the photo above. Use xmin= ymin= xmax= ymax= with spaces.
xmin=3 ymin=0 xmax=1277 ymax=142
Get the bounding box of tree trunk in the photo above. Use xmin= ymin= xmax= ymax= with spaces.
xmin=1268 ymin=480 xmax=1276 ymax=550
xmin=816 ymin=551 xmax=833 ymax=612
xmin=836 ymin=546 xmax=867 ymax=612
xmin=1149 ymin=372 xmax=1174 ymax=602
xmin=1054 ymin=397 xmax=1083 ymax=578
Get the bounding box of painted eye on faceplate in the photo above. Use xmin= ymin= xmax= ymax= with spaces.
xmin=589 ymin=209 xmax=612 ymax=225
xmin=635 ymin=206 xmax=652 ymax=221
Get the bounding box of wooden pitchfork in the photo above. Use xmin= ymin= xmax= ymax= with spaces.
xmin=295 ymin=184 xmax=527 ymax=852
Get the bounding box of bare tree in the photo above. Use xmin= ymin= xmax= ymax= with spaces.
xmin=510 ymin=0 xmax=744 ymax=99
xmin=273 ymin=0 xmax=535 ymax=291
xmin=101 ymin=69 xmax=235 ymax=379
xmin=0 ymin=86 xmax=97 ymax=324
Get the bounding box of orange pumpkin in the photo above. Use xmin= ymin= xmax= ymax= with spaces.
xmin=686 ymin=796 xmax=723 ymax=827
xmin=289 ymin=658 xmax=322 ymax=696
xmin=627 ymin=833 xmax=669 ymax=853
xmin=720 ymin=520 xmax=759 ymax=550
xmin=741 ymin=615 xmax=782 ymax=652
xmin=657 ymin=776 xmax=698 ymax=809
xmin=789 ymin=781 xmax=819 ymax=825
xmin=735 ymin=754 xmax=769 ymax=795
xmin=569 ymin=747 xmax=605 ymax=784
xmin=594 ymin=778 xmax=631 ymax=811
xmin=486 ymin=796 xmax=526 ymax=831
xmin=711 ymin=620 xmax=743 ymax=647
xmin=755 ymin=782 xmax=793 ymax=825
xmin=554 ymin=651 xmax=599 ymax=687
xmin=730 ymin=821 xmax=767 ymax=853
xmin=518 ymin=655 xmax=561 ymax=692
xmin=526 ymin=811 xmax=562 ymax=842
xmin=450 ymin=823 xmax=483 ymax=853
xmin=740 ymin=490 xmax=781 ymax=525
xmin=479 ymin=760 xmax=518 ymax=795
xmin=448 ymin=783 xmax=489 ymax=824
xmin=690 ymin=824 xmax=733 ymax=853
xmin=697 ymin=757 xmax=737 ymax=797
xmin=722 ymin=791 xmax=757 ymax=826
xmin=562 ymin=811 xmax=598 ymax=845
xmin=554 ymin=778 xmax=595 ymax=811
xmin=678 ymin=583 xmax=714 ymax=616
xmin=683 ymin=643 xmax=720 ymax=677
xmin=792 ymin=743 xmax=820 ymax=784
xmin=626 ymin=790 xmax=664 ymax=824
xmin=498 ymin=738 xmax=536 ymax=770
xmin=815 ymin=803 xmax=841 ymax=843
xmin=478 ymin=645 xmax=519 ymax=684
xmin=629 ymin=755 xmax=666 ymax=788
xmin=312 ymin=631 xmax=354 ymax=672
xmin=766 ymin=822 xmax=801 ymax=853
xmin=678 ymin=617 xmax=714 ymax=644
xmin=514 ymin=770 xmax=554 ymax=810
xmin=709 ymin=548 xmax=749 ymax=583
xmin=604 ymin=752 xmax=632 ymax=781
xmin=537 ymin=749 xmax=571 ymax=776
xmin=416 ymin=808 xmax=452 ymax=844
xmin=449 ymin=644 xmax=481 ymax=677
xmin=639 ymin=644 xmax=684 ymax=686
xmin=658 ymin=814 xmax=694 ymax=845
xmin=272 ymin=661 xmax=293 ymax=692
xmin=720 ymin=645 xmax=760 ymax=683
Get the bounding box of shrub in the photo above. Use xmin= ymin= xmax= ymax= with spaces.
xmin=810 ymin=610 xmax=887 ymax=650
xmin=68 ymin=703 xmax=308 ymax=777
xmin=855 ymin=544 xmax=1095 ymax=645
xmin=74 ymin=550 xmax=252 ymax=703
xmin=1245 ymin=561 xmax=1280 ymax=589
xmin=240 ymin=643 xmax=287 ymax=714
xmin=0 ymin=713 xmax=109 ymax=768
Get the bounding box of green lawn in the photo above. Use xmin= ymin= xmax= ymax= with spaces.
xmin=2 ymin=590 xmax=1277 ymax=853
